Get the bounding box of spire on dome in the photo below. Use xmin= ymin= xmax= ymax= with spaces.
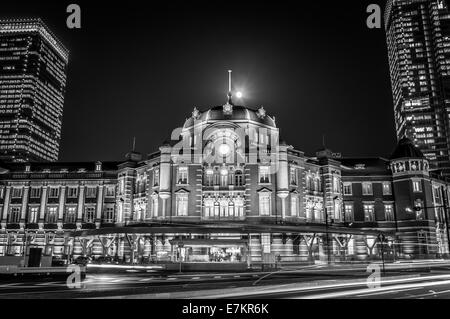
xmin=223 ymin=70 xmax=234 ymax=114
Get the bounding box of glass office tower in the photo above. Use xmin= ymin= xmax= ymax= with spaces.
xmin=385 ymin=0 xmax=450 ymax=175
xmin=0 ymin=18 xmax=69 ymax=162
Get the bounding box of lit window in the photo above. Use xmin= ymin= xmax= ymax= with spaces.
xmin=343 ymin=183 xmax=352 ymax=195
xmin=153 ymin=169 xmax=159 ymax=187
xmin=177 ymin=167 xmax=188 ymax=185
xmin=176 ymin=194 xmax=188 ymax=216
xmin=382 ymin=182 xmax=392 ymax=195
xmin=290 ymin=167 xmax=297 ymax=186
xmin=28 ymin=207 xmax=39 ymax=223
xmin=364 ymin=204 xmax=375 ymax=222
xmin=259 ymin=192 xmax=271 ymax=216
xmin=412 ymin=180 xmax=422 ymax=192
xmin=385 ymin=204 xmax=394 ymax=221
xmin=362 ymin=183 xmax=373 ymax=195
xmin=45 ymin=206 xmax=58 ymax=223
xmin=259 ymin=166 xmax=270 ymax=184
xmin=333 ymin=176 xmax=340 ymax=193
xmin=291 ymin=195 xmax=298 ymax=216
xmin=64 ymin=206 xmax=77 ymax=223
xmin=151 ymin=196 xmax=159 ymax=218
xmin=344 ymin=204 xmax=354 ymax=222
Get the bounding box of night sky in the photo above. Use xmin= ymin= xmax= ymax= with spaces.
xmin=0 ymin=1 xmax=395 ymax=162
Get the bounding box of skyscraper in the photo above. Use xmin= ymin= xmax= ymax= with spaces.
xmin=385 ymin=0 xmax=450 ymax=175
xmin=0 ymin=18 xmax=68 ymax=163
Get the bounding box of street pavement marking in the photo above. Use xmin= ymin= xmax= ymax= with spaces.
xmin=214 ymin=276 xmax=222 ymax=279
xmin=139 ymin=278 xmax=153 ymax=282
xmin=167 ymin=277 xmax=177 ymax=280
xmin=234 ymin=275 xmax=240 ymax=278
xmin=192 ymin=277 xmax=200 ymax=280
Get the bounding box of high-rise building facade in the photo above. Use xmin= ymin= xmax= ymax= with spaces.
xmin=0 ymin=18 xmax=69 ymax=163
xmin=385 ymin=0 xmax=450 ymax=175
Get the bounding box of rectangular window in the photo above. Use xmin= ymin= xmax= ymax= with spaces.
xmin=344 ymin=204 xmax=354 ymax=222
xmin=364 ymin=204 xmax=375 ymax=222
xmin=45 ymin=207 xmax=58 ymax=223
xmin=177 ymin=167 xmax=188 ymax=185
xmin=0 ymin=187 xmax=4 ymax=199
xmin=413 ymin=180 xmax=422 ymax=192
xmin=84 ymin=206 xmax=96 ymax=223
xmin=153 ymin=169 xmax=159 ymax=187
xmin=67 ymin=187 xmax=78 ymax=198
xmin=49 ymin=187 xmax=59 ymax=198
xmin=176 ymin=194 xmax=188 ymax=216
xmin=382 ymin=182 xmax=392 ymax=195
xmin=259 ymin=193 xmax=271 ymax=216
xmin=64 ymin=206 xmax=77 ymax=223
xmin=333 ymin=176 xmax=340 ymax=193
xmin=290 ymin=167 xmax=297 ymax=186
xmin=362 ymin=183 xmax=373 ymax=195
xmin=343 ymin=183 xmax=352 ymax=195
xmin=28 ymin=207 xmax=39 ymax=223
xmin=259 ymin=166 xmax=270 ymax=184
xmin=385 ymin=204 xmax=394 ymax=221
xmin=11 ymin=188 xmax=22 ymax=198
xmin=8 ymin=206 xmax=20 ymax=223
xmin=290 ymin=196 xmax=298 ymax=216
xmin=29 ymin=187 xmax=41 ymax=198
xmin=103 ymin=205 xmax=115 ymax=223
xmin=85 ymin=187 xmax=97 ymax=198
xmin=105 ymin=186 xmax=115 ymax=197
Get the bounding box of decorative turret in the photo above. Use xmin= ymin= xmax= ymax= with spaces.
xmin=390 ymin=137 xmax=429 ymax=175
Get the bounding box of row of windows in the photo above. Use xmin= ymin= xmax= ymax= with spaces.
xmin=343 ymin=182 xmax=393 ymax=196
xmin=343 ymin=203 xmax=396 ymax=222
xmin=0 ymin=186 xmax=115 ymax=199
xmin=7 ymin=205 xmax=115 ymax=224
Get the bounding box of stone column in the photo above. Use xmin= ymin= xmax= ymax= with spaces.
xmin=159 ymin=145 xmax=172 ymax=219
xmin=1 ymin=186 xmax=11 ymax=228
xmin=20 ymin=186 xmax=29 ymax=223
xmin=76 ymin=185 xmax=85 ymax=223
xmin=276 ymin=143 xmax=289 ymax=220
xmin=58 ymin=186 xmax=66 ymax=222
xmin=95 ymin=185 xmax=104 ymax=228
xmin=39 ymin=186 xmax=48 ymax=225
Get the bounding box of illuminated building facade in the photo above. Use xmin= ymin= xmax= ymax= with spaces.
xmin=385 ymin=0 xmax=450 ymax=176
xmin=0 ymin=93 xmax=449 ymax=268
xmin=0 ymin=18 xmax=69 ymax=163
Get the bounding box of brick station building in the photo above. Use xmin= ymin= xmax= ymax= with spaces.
xmin=0 ymin=94 xmax=449 ymax=268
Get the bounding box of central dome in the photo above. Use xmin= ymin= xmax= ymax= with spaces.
xmin=183 ymin=105 xmax=277 ymax=129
